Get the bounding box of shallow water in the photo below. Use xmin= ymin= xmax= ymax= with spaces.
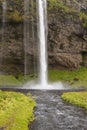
xmin=30 ymin=90 xmax=87 ymax=130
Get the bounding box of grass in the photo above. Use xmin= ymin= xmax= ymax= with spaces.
xmin=48 ymin=67 xmax=87 ymax=88
xmin=61 ymin=92 xmax=87 ymax=110
xmin=0 ymin=74 xmax=37 ymax=87
xmin=18 ymin=74 xmax=37 ymax=83
xmin=0 ymin=75 xmax=22 ymax=86
xmin=0 ymin=90 xmax=36 ymax=130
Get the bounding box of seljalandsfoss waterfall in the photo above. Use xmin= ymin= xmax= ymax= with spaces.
xmin=0 ymin=0 xmax=65 ymax=90
xmin=0 ymin=1 xmax=87 ymax=130
xmin=24 ymin=0 xmax=64 ymax=90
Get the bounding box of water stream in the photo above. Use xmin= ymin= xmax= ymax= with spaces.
xmin=29 ymin=90 xmax=87 ymax=130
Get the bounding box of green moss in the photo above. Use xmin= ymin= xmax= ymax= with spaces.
xmin=0 ymin=0 xmax=78 ymax=22
xmin=8 ymin=10 xmax=23 ymax=22
xmin=48 ymin=67 xmax=87 ymax=88
xmin=0 ymin=75 xmax=21 ymax=86
xmin=48 ymin=0 xmax=77 ymax=13
xmin=0 ymin=0 xmax=37 ymax=22
xmin=79 ymin=12 xmax=87 ymax=27
xmin=48 ymin=0 xmax=87 ymax=27
xmin=0 ymin=0 xmax=85 ymax=24
xmin=61 ymin=92 xmax=87 ymax=109
xmin=0 ymin=90 xmax=36 ymax=130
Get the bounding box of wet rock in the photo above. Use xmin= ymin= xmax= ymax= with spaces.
xmin=48 ymin=53 xmax=82 ymax=69
xmin=48 ymin=0 xmax=87 ymax=69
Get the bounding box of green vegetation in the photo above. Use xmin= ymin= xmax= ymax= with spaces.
xmin=0 ymin=74 xmax=37 ymax=86
xmin=0 ymin=0 xmax=36 ymax=22
xmin=48 ymin=0 xmax=87 ymax=27
xmin=8 ymin=10 xmax=23 ymax=22
xmin=0 ymin=0 xmax=87 ymax=27
xmin=61 ymin=92 xmax=87 ymax=109
xmin=0 ymin=90 xmax=36 ymax=130
xmin=48 ymin=0 xmax=76 ymax=13
xmin=79 ymin=12 xmax=87 ymax=27
xmin=18 ymin=74 xmax=37 ymax=83
xmin=48 ymin=67 xmax=87 ymax=88
xmin=48 ymin=0 xmax=67 ymax=11
xmin=7 ymin=0 xmax=24 ymax=22
xmin=0 ymin=75 xmax=21 ymax=86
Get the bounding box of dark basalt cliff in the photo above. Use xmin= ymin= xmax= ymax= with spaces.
xmin=0 ymin=0 xmax=87 ymax=75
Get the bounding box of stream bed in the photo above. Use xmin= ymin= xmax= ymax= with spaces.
xmin=29 ymin=90 xmax=87 ymax=130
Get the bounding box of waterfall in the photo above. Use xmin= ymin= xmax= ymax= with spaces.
xmin=24 ymin=0 xmax=48 ymax=88
xmin=31 ymin=0 xmax=36 ymax=76
xmin=24 ymin=0 xmax=37 ymax=76
xmin=38 ymin=0 xmax=48 ymax=87
xmin=24 ymin=0 xmax=30 ymax=76
xmin=24 ymin=0 xmax=64 ymax=90
xmin=31 ymin=0 xmax=35 ymax=41
xmin=2 ymin=0 xmax=7 ymax=44
xmin=0 ymin=0 xmax=7 ymax=68
xmin=2 ymin=0 xmax=7 ymax=23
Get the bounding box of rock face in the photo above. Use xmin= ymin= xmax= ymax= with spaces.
xmin=48 ymin=53 xmax=82 ymax=70
xmin=0 ymin=0 xmax=87 ymax=74
xmin=48 ymin=0 xmax=87 ymax=69
xmin=0 ymin=24 xmax=24 ymax=75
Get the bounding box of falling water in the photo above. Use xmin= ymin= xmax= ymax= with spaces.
xmin=38 ymin=0 xmax=48 ymax=87
xmin=24 ymin=0 xmax=30 ymax=76
xmin=24 ymin=0 xmax=65 ymax=89
xmin=2 ymin=0 xmax=6 ymax=22
xmin=31 ymin=0 xmax=35 ymax=41
xmin=2 ymin=0 xmax=7 ymax=43
xmin=0 ymin=0 xmax=7 ymax=70
xmin=35 ymin=0 xmax=65 ymax=89
xmin=31 ymin=0 xmax=36 ymax=75
xmin=24 ymin=0 xmax=48 ymax=88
